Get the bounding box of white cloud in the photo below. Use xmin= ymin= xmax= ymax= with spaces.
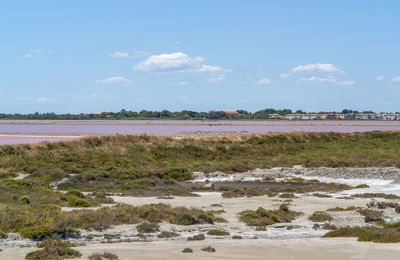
xmin=95 ymin=76 xmax=132 ymax=87
xmin=298 ymin=76 xmax=355 ymax=86
xmin=26 ymin=49 xmax=53 ymax=58
xmin=108 ymin=51 xmax=151 ymax=58
xmin=391 ymin=76 xmax=400 ymax=82
xmin=255 ymin=78 xmax=271 ymax=85
xmin=133 ymin=52 xmax=230 ymax=73
xmin=108 ymin=52 xmax=129 ymax=58
xmin=376 ymin=76 xmax=384 ymax=80
xmin=174 ymin=41 xmax=182 ymax=45
xmin=279 ymin=73 xmax=291 ymax=77
xmin=291 ymin=63 xmax=343 ymax=73
xmin=208 ymin=74 xmax=226 ymax=82
xmin=338 ymin=80 xmax=356 ymax=86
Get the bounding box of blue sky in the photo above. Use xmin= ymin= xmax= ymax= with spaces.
xmin=1 ymin=0 xmax=400 ymax=113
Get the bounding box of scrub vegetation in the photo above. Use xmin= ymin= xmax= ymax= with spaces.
xmin=239 ymin=204 xmax=301 ymax=226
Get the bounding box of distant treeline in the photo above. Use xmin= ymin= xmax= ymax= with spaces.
xmin=0 ymin=108 xmax=378 ymax=120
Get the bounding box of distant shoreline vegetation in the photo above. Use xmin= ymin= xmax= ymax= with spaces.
xmin=1 ymin=109 xmax=399 ymax=120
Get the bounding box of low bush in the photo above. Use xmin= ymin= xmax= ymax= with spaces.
xmin=308 ymin=211 xmax=333 ymax=222
xmin=157 ymin=231 xmax=179 ymax=238
xmin=182 ymin=248 xmax=193 ymax=253
xmin=358 ymin=209 xmax=383 ymax=222
xmin=67 ymin=196 xmax=91 ymax=207
xmin=352 ymin=193 xmax=400 ymax=200
xmin=206 ymin=229 xmax=230 ymax=236
xmin=201 ymin=246 xmax=216 ymax=253
xmin=355 ymin=184 xmax=370 ymax=188
xmin=239 ymin=204 xmax=301 ymax=226
xmin=136 ymin=222 xmax=160 ymax=233
xmin=65 ymin=189 xmax=85 ymax=198
xmin=324 ymin=226 xmax=400 ymax=243
xmin=25 ymin=236 xmax=82 ymax=260
xmin=187 ymin=234 xmax=205 ymax=241
xmin=19 ymin=195 xmax=30 ymax=204
xmin=232 ymin=235 xmax=242 ymax=239
xmin=327 ymin=206 xmax=359 ymax=211
xmin=88 ymin=251 xmax=119 ymax=260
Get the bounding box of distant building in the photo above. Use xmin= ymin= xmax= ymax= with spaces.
xmin=355 ymin=113 xmax=376 ymax=120
xmin=325 ymin=114 xmax=337 ymax=120
xmin=382 ymin=113 xmax=398 ymax=120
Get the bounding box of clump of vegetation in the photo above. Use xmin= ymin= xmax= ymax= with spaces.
xmin=312 ymin=193 xmax=332 ymax=198
xmin=355 ymin=184 xmax=370 ymax=188
xmin=157 ymin=231 xmax=179 ymax=238
xmin=88 ymin=252 xmax=119 ymax=260
xmin=207 ymin=229 xmax=230 ymax=236
xmin=232 ymin=235 xmax=242 ymax=239
xmin=182 ymin=248 xmax=193 ymax=253
xmin=136 ymin=222 xmax=160 ymax=233
xmin=103 ymin=234 xmax=120 ymax=240
xmin=201 ymin=246 xmax=216 ymax=253
xmin=327 ymin=206 xmax=360 ymax=211
xmin=239 ymin=204 xmax=301 ymax=226
xmin=308 ymin=211 xmax=333 ymax=222
xmin=283 ymin=178 xmax=320 ymax=183
xmin=0 ymin=230 xmax=7 ymax=239
xmin=0 ymin=203 xmax=223 ymax=240
xmin=263 ymin=177 xmax=277 ymax=182
xmin=187 ymin=234 xmax=205 ymax=241
xmin=313 ymin=223 xmax=337 ymax=230
xmin=324 ymin=225 xmax=400 ymax=243
xmin=358 ymin=209 xmax=383 ymax=222
xmin=255 ymin=226 xmax=267 ymax=231
xmin=19 ymin=195 xmax=30 ymax=204
xmin=352 ymin=193 xmax=400 ymax=200
xmin=279 ymin=193 xmax=297 ymax=198
xmin=25 ymin=236 xmax=82 ymax=260
xmin=368 ymin=201 xmax=399 ymax=209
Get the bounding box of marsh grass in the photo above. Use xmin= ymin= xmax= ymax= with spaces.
xmin=324 ymin=225 xmax=400 ymax=243
xmin=239 ymin=204 xmax=301 ymax=226
xmin=308 ymin=211 xmax=333 ymax=222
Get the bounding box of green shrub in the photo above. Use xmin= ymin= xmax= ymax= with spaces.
xmin=19 ymin=195 xmax=31 ymax=204
xmin=65 ymin=189 xmax=85 ymax=198
xmin=324 ymin=226 xmax=400 ymax=243
xmin=201 ymin=246 xmax=216 ymax=253
xmin=240 ymin=204 xmax=301 ymax=226
xmin=157 ymin=231 xmax=179 ymax=238
xmin=182 ymin=248 xmax=193 ymax=253
xmin=67 ymin=196 xmax=91 ymax=207
xmin=206 ymin=229 xmax=230 ymax=236
xmin=25 ymin=237 xmax=82 ymax=259
xmin=0 ymin=230 xmax=7 ymax=239
xmin=308 ymin=211 xmax=333 ymax=222
xmin=232 ymin=235 xmax=242 ymax=239
xmin=88 ymin=251 xmax=119 ymax=260
xmin=187 ymin=234 xmax=205 ymax=241
xmin=20 ymin=225 xmax=55 ymax=240
xmin=358 ymin=209 xmax=383 ymax=223
xmin=136 ymin=222 xmax=159 ymax=233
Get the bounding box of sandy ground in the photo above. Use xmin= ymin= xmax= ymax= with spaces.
xmin=2 ymin=237 xmax=400 ymax=260
xmin=2 ymin=172 xmax=400 ymax=259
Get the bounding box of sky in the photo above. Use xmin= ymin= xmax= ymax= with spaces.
xmin=1 ymin=0 xmax=400 ymax=114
